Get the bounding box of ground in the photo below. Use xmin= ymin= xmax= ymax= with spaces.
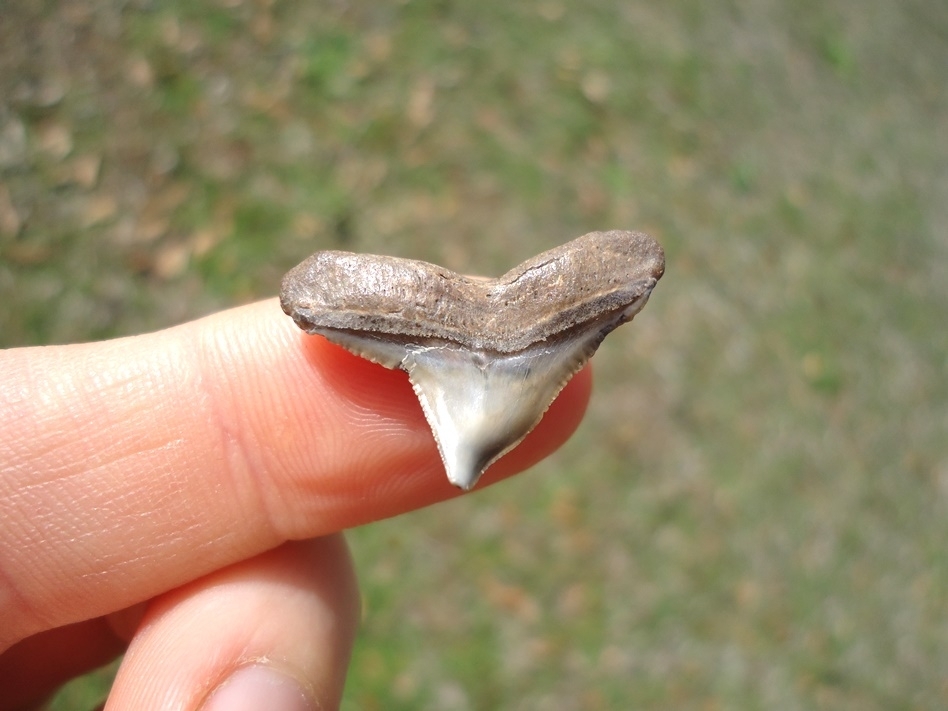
xmin=2 ymin=1 xmax=947 ymax=709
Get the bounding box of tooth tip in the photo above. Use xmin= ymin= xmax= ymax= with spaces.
xmin=449 ymin=476 xmax=477 ymax=491
xmin=443 ymin=452 xmax=487 ymax=491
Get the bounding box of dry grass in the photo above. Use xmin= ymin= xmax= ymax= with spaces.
xmin=2 ymin=1 xmax=946 ymax=708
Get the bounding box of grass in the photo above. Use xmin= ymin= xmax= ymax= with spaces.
xmin=2 ymin=0 xmax=946 ymax=708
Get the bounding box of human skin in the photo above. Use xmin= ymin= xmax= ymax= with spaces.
xmin=0 ymin=299 xmax=591 ymax=710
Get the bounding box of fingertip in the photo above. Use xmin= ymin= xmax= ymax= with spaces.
xmin=0 ymin=301 xmax=594 ymax=642
xmin=273 ymin=338 xmax=594 ymax=522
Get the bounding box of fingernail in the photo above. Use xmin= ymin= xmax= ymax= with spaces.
xmin=202 ymin=665 xmax=315 ymax=711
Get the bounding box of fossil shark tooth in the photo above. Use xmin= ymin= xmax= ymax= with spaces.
xmin=280 ymin=229 xmax=665 ymax=490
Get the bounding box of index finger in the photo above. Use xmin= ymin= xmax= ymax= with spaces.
xmin=0 ymin=299 xmax=591 ymax=647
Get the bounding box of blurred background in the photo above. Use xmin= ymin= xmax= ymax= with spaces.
xmin=2 ymin=0 xmax=947 ymax=708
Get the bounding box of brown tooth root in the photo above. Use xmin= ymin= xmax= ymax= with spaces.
xmin=280 ymin=230 xmax=665 ymax=490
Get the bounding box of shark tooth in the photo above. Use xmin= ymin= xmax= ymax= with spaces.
xmin=280 ymin=229 xmax=665 ymax=490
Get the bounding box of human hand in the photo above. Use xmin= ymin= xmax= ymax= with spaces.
xmin=0 ymin=299 xmax=591 ymax=710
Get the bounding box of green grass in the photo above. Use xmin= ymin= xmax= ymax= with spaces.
xmin=2 ymin=0 xmax=946 ymax=708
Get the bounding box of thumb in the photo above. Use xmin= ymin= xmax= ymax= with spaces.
xmin=0 ymin=299 xmax=591 ymax=647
